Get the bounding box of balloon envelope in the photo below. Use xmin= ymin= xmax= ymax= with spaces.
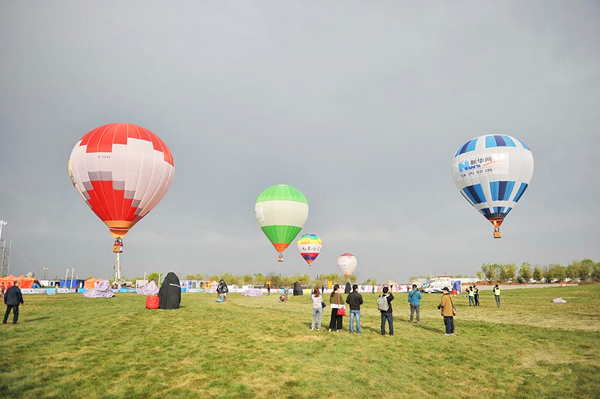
xmin=337 ymin=253 xmax=357 ymax=277
xmin=69 ymin=123 xmax=175 ymax=238
xmin=254 ymin=184 xmax=309 ymax=256
xmin=451 ymin=134 xmax=533 ymax=232
xmin=297 ymin=234 xmax=322 ymax=268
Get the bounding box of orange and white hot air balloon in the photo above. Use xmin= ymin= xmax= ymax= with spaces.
xmin=68 ymin=123 xmax=175 ymax=279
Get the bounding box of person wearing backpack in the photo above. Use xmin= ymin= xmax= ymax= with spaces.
xmin=408 ymin=284 xmax=422 ymax=323
xmin=438 ymin=287 xmax=456 ymax=335
xmin=378 ymin=286 xmax=394 ymax=336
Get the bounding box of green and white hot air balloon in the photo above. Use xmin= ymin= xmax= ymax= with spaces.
xmin=254 ymin=184 xmax=309 ymax=262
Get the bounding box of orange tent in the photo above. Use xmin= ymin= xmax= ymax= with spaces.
xmin=84 ymin=278 xmax=104 ymax=289
xmin=0 ymin=275 xmax=34 ymax=289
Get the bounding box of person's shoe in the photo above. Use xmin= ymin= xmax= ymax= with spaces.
xmin=445 ymin=333 xmax=450 ymax=336
xmin=328 ymin=329 xmax=332 ymax=332
xmin=317 ymin=328 xmax=320 ymax=331
xmin=310 ymin=327 xmax=314 ymax=331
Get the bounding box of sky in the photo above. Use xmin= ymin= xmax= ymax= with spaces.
xmin=0 ymin=1 xmax=598 ymax=282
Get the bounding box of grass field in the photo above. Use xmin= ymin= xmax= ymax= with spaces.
xmin=0 ymin=285 xmax=599 ymax=399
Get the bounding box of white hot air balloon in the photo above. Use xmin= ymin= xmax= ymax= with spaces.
xmin=451 ymin=134 xmax=534 ymax=238
xmin=337 ymin=253 xmax=357 ymax=277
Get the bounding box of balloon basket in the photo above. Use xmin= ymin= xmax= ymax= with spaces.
xmin=278 ymin=253 xmax=284 ymax=263
xmin=493 ymin=228 xmax=502 ymax=239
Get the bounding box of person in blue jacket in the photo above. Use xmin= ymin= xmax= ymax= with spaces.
xmin=408 ymin=284 xmax=423 ymax=323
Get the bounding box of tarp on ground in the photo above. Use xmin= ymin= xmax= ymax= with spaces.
xmin=83 ymin=280 xmax=115 ymax=298
xmin=242 ymin=289 xmax=263 ymax=297
xmin=293 ymin=281 xmax=303 ymax=296
xmin=137 ymin=281 xmax=159 ymax=295
xmin=159 ymin=272 xmax=181 ymax=309
xmin=345 ymin=282 xmax=351 ymax=294
xmin=216 ymin=279 xmax=228 ymax=294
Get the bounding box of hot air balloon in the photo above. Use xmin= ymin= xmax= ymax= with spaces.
xmin=337 ymin=253 xmax=357 ymax=277
xmin=68 ymin=123 xmax=175 ymax=280
xmin=297 ymin=234 xmax=322 ymax=268
xmin=451 ymin=134 xmax=533 ymax=238
xmin=254 ymin=184 xmax=309 ymax=262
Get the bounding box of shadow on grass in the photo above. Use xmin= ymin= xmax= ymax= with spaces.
xmin=413 ymin=322 xmax=443 ymax=334
xmin=24 ymin=316 xmax=51 ymax=323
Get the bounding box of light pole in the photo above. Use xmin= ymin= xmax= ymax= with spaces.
xmin=43 ymin=267 xmax=50 ymax=280
xmin=0 ymin=220 xmax=7 ymax=240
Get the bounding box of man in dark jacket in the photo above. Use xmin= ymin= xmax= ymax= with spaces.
xmin=379 ymin=286 xmax=394 ymax=336
xmin=3 ymin=281 xmax=24 ymax=324
xmin=346 ymin=284 xmax=363 ymax=334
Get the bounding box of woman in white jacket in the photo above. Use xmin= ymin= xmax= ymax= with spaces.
xmin=310 ymin=287 xmax=324 ymax=330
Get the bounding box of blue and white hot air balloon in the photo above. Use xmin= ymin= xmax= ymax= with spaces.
xmin=451 ymin=134 xmax=534 ymax=238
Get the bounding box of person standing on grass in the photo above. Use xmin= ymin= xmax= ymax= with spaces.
xmin=3 ymin=281 xmax=24 ymax=325
xmin=311 ymin=287 xmax=324 ymax=330
xmin=378 ymin=286 xmax=394 ymax=336
xmin=438 ymin=287 xmax=456 ymax=335
xmin=408 ymin=284 xmax=422 ymax=323
xmin=346 ymin=284 xmax=363 ymax=334
xmin=493 ymin=285 xmax=501 ymax=308
xmin=0 ymin=282 xmax=5 ymax=298
xmin=329 ymin=284 xmax=344 ymax=332
xmin=473 ymin=284 xmax=480 ymax=306
xmin=468 ymin=286 xmax=475 ymax=306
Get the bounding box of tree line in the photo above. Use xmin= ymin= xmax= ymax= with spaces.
xmin=477 ymin=258 xmax=600 ymax=283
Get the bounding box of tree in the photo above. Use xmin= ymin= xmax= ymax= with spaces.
xmin=348 ymin=274 xmax=358 ymax=284
xmin=363 ymin=277 xmax=378 ymax=285
xmin=532 ymin=266 xmax=543 ymax=282
xmin=518 ymin=262 xmax=532 ymax=283
xmin=592 ymin=261 xmax=600 ymax=282
xmin=476 ymin=271 xmax=484 ymax=281
xmin=481 ymin=263 xmax=496 ymax=281
xmin=543 ymin=266 xmax=555 ymax=283
xmin=579 ymin=259 xmax=595 ymax=281
xmin=147 ymin=273 xmax=160 ymax=285
xmin=504 ymin=263 xmax=516 ymax=282
xmin=550 ymin=264 xmax=566 ymax=282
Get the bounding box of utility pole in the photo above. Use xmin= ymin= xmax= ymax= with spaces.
xmin=0 ymin=220 xmax=9 ymax=277
xmin=43 ymin=267 xmax=49 ymax=280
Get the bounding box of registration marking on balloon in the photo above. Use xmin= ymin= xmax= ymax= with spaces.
xmin=455 ymin=153 xmax=508 ymax=180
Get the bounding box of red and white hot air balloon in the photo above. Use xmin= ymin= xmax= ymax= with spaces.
xmin=68 ymin=123 xmax=175 ymax=280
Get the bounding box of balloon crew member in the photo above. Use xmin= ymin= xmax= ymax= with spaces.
xmin=473 ymin=284 xmax=480 ymax=306
xmin=493 ymin=285 xmax=501 ymax=308
xmin=467 ymin=286 xmax=475 ymax=306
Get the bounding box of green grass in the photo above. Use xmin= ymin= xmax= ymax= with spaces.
xmin=1 ymin=285 xmax=599 ymax=399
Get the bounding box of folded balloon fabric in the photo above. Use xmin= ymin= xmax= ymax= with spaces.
xmin=137 ymin=281 xmax=159 ymax=295
xmin=242 ymin=289 xmax=264 ymax=297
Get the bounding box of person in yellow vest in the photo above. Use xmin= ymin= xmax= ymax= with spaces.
xmin=473 ymin=284 xmax=480 ymax=306
xmin=468 ymin=286 xmax=475 ymax=306
xmin=493 ymin=284 xmax=501 ymax=308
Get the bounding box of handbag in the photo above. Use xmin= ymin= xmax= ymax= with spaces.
xmin=336 ymin=294 xmax=346 ymax=316
xmin=321 ymin=301 xmax=326 ymax=308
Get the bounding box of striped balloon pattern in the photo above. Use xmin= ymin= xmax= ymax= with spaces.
xmin=451 ymin=134 xmax=534 ymax=236
xmin=337 ymin=253 xmax=357 ymax=277
xmin=297 ymin=234 xmax=322 ymax=268
xmin=254 ymin=184 xmax=309 ymax=261
xmin=69 ymin=123 xmax=175 ymax=239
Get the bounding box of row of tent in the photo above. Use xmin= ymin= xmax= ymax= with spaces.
xmin=0 ymin=275 xmax=38 ymax=289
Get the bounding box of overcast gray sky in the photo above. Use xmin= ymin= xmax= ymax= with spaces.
xmin=0 ymin=1 xmax=598 ymax=282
